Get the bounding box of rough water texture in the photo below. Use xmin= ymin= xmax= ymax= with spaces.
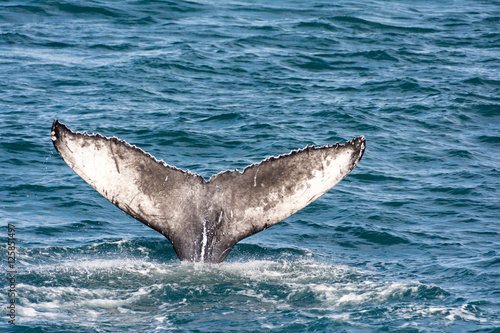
xmin=1 ymin=0 xmax=499 ymax=332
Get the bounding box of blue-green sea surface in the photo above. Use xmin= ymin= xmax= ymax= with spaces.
xmin=1 ymin=0 xmax=499 ymax=332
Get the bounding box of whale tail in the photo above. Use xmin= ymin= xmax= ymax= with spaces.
xmin=51 ymin=120 xmax=365 ymax=263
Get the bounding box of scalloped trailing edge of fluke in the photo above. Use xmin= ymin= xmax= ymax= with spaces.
xmin=52 ymin=119 xmax=365 ymax=183
xmin=211 ymin=135 xmax=366 ymax=182
xmin=52 ymin=119 xmax=205 ymax=181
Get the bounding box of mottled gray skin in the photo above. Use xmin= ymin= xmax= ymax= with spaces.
xmin=52 ymin=120 xmax=365 ymax=263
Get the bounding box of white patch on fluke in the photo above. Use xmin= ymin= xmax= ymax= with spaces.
xmin=200 ymin=220 xmax=208 ymax=262
xmin=253 ymin=167 xmax=260 ymax=187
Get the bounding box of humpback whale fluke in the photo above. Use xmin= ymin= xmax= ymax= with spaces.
xmin=51 ymin=119 xmax=365 ymax=263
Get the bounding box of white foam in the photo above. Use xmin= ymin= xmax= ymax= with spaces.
xmin=445 ymin=305 xmax=488 ymax=323
xmin=15 ymin=256 xmax=485 ymax=328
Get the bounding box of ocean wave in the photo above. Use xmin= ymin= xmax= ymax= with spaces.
xmin=335 ymin=225 xmax=410 ymax=246
xmin=328 ymin=15 xmax=439 ymax=33
xmin=12 ymin=256 xmax=484 ymax=331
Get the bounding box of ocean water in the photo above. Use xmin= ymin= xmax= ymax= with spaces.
xmin=1 ymin=0 xmax=499 ymax=332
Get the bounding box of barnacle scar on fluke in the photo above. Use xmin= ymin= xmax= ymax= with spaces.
xmin=51 ymin=119 xmax=365 ymax=263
